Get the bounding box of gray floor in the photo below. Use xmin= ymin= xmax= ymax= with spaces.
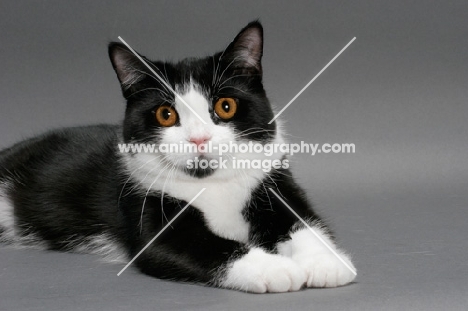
xmin=1 ymin=1 xmax=468 ymax=310
xmin=1 ymin=181 xmax=467 ymax=311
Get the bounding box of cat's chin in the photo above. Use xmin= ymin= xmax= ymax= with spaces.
xmin=182 ymin=155 xmax=217 ymax=179
xmin=183 ymin=166 xmax=216 ymax=179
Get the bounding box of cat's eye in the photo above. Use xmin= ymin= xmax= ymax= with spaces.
xmin=155 ymin=105 xmax=178 ymax=127
xmin=214 ymin=98 xmax=237 ymax=120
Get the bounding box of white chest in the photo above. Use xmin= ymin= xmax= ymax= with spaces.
xmin=160 ymin=175 xmax=256 ymax=243
xmin=125 ymin=153 xmax=265 ymax=243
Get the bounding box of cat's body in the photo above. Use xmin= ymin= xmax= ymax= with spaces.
xmin=0 ymin=22 xmax=356 ymax=292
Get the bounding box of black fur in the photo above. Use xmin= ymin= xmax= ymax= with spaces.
xmin=0 ymin=21 xmax=326 ymax=287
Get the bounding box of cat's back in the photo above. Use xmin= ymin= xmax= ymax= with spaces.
xmin=0 ymin=124 xmax=121 ymax=182
xmin=0 ymin=124 xmax=125 ymax=248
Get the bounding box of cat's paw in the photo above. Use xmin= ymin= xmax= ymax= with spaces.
xmin=281 ymin=227 xmax=357 ymax=288
xmin=294 ymin=252 xmax=356 ymax=288
xmin=220 ymin=248 xmax=306 ymax=293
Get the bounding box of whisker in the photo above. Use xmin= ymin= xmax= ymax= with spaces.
xmin=129 ymin=67 xmax=162 ymax=86
xmin=139 ymin=161 xmax=172 ymax=233
xmin=216 ymin=73 xmax=258 ymax=90
xmin=126 ymin=154 xmax=166 ymax=195
xmin=118 ymin=156 xmax=158 ymax=208
xmin=265 ymin=173 xmax=283 ymax=198
xmin=161 ymin=163 xmax=178 ymax=226
xmin=127 ymin=87 xmax=172 ymax=99
xmin=212 ymin=56 xmax=217 ymax=87
xmin=216 ymin=85 xmax=249 ymax=95
xmin=163 ymin=63 xmax=171 ymax=87
xmin=269 ymin=168 xmax=293 ymax=179
xmin=234 ymin=129 xmax=276 ymax=139
xmin=213 ymin=44 xmax=230 ymax=89
xmin=215 ymin=55 xmax=243 ymax=88
xmin=235 ymin=127 xmax=274 ymax=134
xmin=262 ymin=180 xmax=274 ymax=211
xmin=148 ymin=62 xmax=173 ymax=95
xmin=234 ymin=130 xmax=273 ymax=137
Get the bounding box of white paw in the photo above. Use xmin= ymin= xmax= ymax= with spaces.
xmin=221 ymin=248 xmax=306 ymax=293
xmin=294 ymin=252 xmax=356 ymax=288
xmin=280 ymin=227 xmax=357 ymax=288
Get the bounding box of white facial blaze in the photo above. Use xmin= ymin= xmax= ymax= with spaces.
xmin=174 ymin=85 xmax=213 ymax=132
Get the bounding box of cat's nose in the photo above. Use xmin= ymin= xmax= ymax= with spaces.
xmin=189 ymin=136 xmax=211 ymax=146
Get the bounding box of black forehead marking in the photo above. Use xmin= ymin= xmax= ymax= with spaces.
xmin=161 ymin=57 xmax=214 ymax=97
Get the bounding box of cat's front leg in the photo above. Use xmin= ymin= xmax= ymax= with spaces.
xmin=277 ymin=223 xmax=356 ymax=288
xmin=129 ymin=200 xmax=307 ymax=293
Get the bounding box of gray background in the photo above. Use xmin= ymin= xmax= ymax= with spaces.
xmin=1 ymin=1 xmax=467 ymax=310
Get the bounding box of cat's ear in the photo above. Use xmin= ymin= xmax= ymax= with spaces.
xmin=224 ymin=21 xmax=263 ymax=73
xmin=108 ymin=42 xmax=148 ymax=91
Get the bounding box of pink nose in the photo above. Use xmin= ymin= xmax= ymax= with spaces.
xmin=189 ymin=136 xmax=211 ymax=146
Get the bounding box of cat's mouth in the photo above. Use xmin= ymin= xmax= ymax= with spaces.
xmin=182 ymin=155 xmax=217 ymax=179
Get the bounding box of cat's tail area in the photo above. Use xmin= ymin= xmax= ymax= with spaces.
xmin=0 ymin=181 xmax=16 ymax=244
xmin=0 ymin=186 xmax=128 ymax=262
xmin=0 ymin=179 xmax=46 ymax=248
xmin=71 ymin=234 xmax=129 ymax=264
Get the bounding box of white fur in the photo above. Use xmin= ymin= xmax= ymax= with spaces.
xmin=122 ymin=71 xmax=144 ymax=90
xmin=123 ymin=84 xmax=287 ymax=243
xmin=0 ymin=184 xmax=126 ymax=258
xmin=73 ymin=234 xmax=128 ymax=263
xmin=174 ymin=83 xmax=213 ymax=130
xmin=0 ymin=183 xmax=15 ymax=242
xmin=123 ymin=152 xmax=257 ymax=243
xmin=0 ymin=183 xmax=47 ymax=248
xmin=221 ymin=247 xmax=306 ymax=293
xmin=277 ymin=226 xmax=356 ymax=288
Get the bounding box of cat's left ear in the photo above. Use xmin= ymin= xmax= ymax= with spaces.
xmin=224 ymin=21 xmax=263 ymax=73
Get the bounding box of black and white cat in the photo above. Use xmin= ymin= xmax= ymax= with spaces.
xmin=0 ymin=22 xmax=356 ymax=293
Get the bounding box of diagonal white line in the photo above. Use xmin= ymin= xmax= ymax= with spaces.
xmin=117 ymin=188 xmax=206 ymax=276
xmin=268 ymin=188 xmax=357 ymax=276
xmin=268 ymin=37 xmax=356 ymax=124
xmin=117 ymin=36 xmax=207 ymax=124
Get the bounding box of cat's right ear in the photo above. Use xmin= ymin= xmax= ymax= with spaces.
xmin=108 ymin=42 xmax=147 ymax=92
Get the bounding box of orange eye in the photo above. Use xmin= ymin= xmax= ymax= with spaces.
xmin=155 ymin=105 xmax=178 ymax=127
xmin=214 ymin=98 xmax=237 ymax=120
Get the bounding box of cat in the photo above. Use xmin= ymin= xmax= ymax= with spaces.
xmin=0 ymin=21 xmax=356 ymax=293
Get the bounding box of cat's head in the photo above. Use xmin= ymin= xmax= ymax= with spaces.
xmin=109 ymin=21 xmax=284 ymax=180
